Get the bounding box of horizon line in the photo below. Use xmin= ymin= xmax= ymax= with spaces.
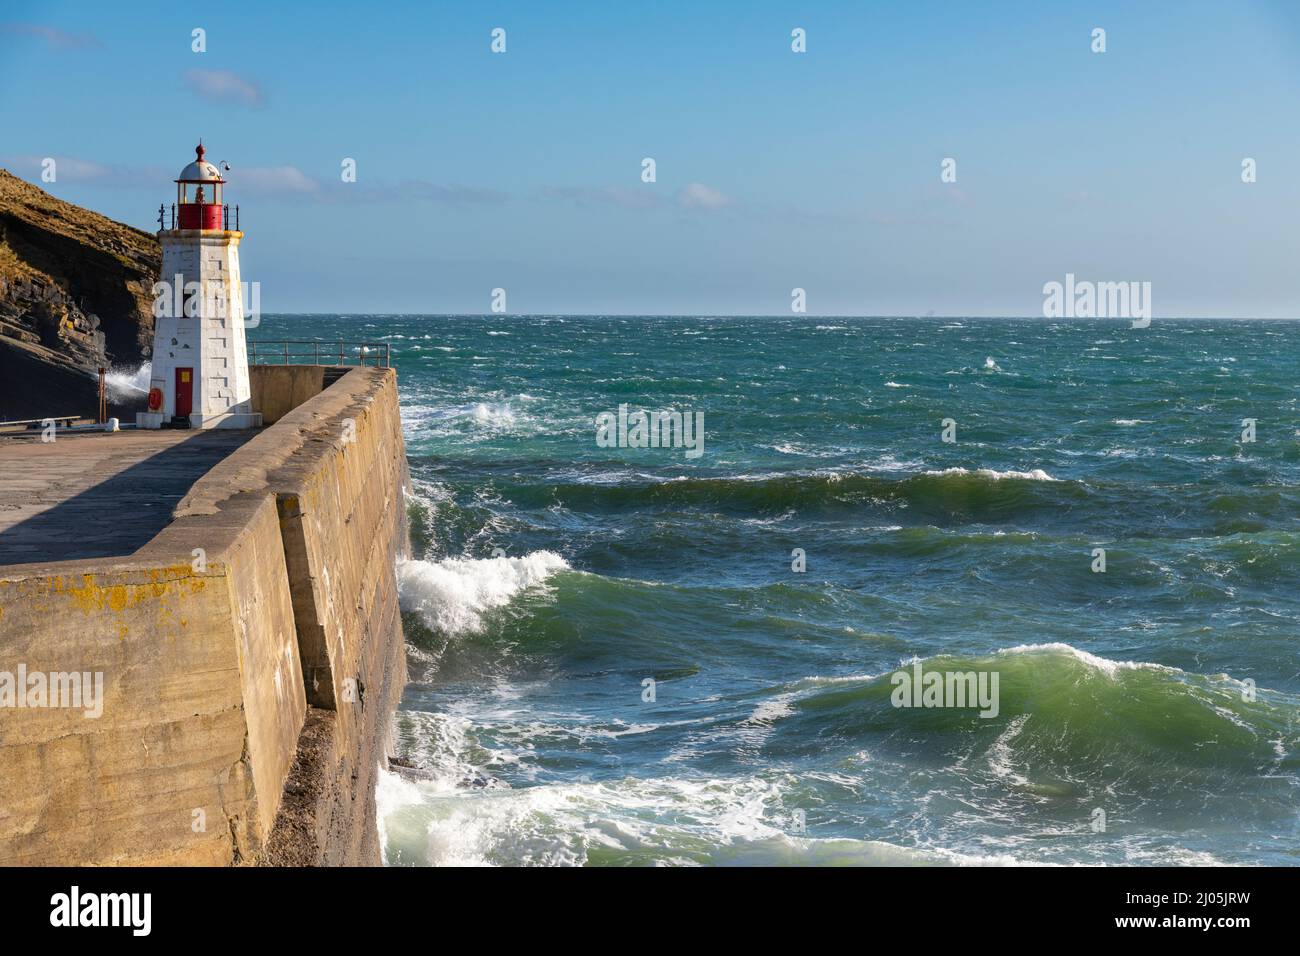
xmin=250 ymin=313 xmax=1300 ymax=321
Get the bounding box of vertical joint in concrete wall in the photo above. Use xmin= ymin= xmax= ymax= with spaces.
xmin=275 ymin=492 xmax=337 ymax=710
xmin=217 ymin=732 xmax=257 ymax=864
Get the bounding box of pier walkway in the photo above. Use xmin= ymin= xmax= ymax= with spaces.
xmin=0 ymin=429 xmax=254 ymax=565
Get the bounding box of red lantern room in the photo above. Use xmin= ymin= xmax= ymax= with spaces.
xmin=175 ymin=142 xmax=225 ymax=230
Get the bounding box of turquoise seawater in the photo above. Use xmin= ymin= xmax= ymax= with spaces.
xmin=253 ymin=316 xmax=1300 ymax=866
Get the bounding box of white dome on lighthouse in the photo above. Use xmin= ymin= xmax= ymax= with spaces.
xmin=176 ymin=143 xmax=224 ymax=183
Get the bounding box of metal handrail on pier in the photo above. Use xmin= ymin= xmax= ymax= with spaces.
xmin=247 ymin=340 xmax=392 ymax=367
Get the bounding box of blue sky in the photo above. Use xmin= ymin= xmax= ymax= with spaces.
xmin=2 ymin=0 xmax=1299 ymax=316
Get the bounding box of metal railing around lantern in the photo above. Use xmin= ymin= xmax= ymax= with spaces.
xmin=157 ymin=203 xmax=240 ymax=230
xmin=247 ymin=341 xmax=392 ymax=368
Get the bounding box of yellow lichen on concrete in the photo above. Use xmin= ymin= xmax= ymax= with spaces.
xmin=0 ymin=366 xmax=407 ymax=867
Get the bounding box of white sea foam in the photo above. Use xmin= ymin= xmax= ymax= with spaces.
xmin=397 ymin=551 xmax=569 ymax=636
xmin=740 ymin=694 xmax=797 ymax=727
xmin=768 ymin=442 xmax=806 ymax=455
xmin=923 ymin=467 xmax=1058 ymax=482
xmin=375 ymin=766 xmax=424 ymax=860
xmin=375 ymin=766 xmax=1043 ymax=867
xmin=403 ymin=398 xmax=531 ymax=435
xmin=987 ymin=714 xmax=1031 ymax=786
xmin=791 ymin=672 xmax=883 ymax=689
xmin=995 ymin=642 xmax=1176 ymax=678
xmin=763 ymin=442 xmax=849 ymax=458
xmin=470 ymin=401 xmax=515 ymax=426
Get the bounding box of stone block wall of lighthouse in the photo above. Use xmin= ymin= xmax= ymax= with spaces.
xmin=145 ymin=230 xmax=260 ymax=429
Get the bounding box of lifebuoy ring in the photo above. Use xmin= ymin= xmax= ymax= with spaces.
xmin=147 ymin=387 xmax=163 ymax=411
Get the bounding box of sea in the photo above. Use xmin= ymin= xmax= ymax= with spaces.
xmin=249 ymin=315 xmax=1300 ymax=866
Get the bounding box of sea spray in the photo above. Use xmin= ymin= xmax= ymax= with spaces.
xmin=103 ymin=362 xmax=152 ymax=401
xmin=397 ymin=551 xmax=569 ymax=636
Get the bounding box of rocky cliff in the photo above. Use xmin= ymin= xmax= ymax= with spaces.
xmin=0 ymin=169 xmax=158 ymax=421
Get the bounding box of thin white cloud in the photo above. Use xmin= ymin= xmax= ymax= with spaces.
xmin=185 ymin=69 xmax=264 ymax=107
xmin=676 ymin=182 xmax=732 ymax=209
xmin=0 ymin=154 xmax=164 ymax=187
xmin=541 ymin=182 xmax=736 ymax=212
xmin=0 ymin=23 xmax=102 ymax=50
xmin=214 ymin=167 xmax=507 ymax=204
xmin=1 ymin=153 xmax=506 ymax=206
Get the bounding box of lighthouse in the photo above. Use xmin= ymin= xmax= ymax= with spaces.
xmin=138 ymin=143 xmax=260 ymax=429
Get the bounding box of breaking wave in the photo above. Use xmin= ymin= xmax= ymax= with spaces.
xmin=397 ymin=551 xmax=570 ymax=637
xmin=490 ymin=467 xmax=1083 ymax=519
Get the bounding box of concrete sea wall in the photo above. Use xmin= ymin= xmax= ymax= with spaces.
xmin=0 ymin=366 xmax=408 ymax=865
xmin=249 ymin=365 xmax=325 ymax=425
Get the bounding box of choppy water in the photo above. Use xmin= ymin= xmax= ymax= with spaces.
xmin=253 ymin=316 xmax=1300 ymax=866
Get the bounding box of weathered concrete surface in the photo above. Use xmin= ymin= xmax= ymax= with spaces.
xmin=249 ymin=365 xmax=324 ymax=425
xmin=0 ymin=430 xmax=253 ymax=564
xmin=0 ymin=493 xmax=303 ymax=865
xmin=263 ymin=368 xmax=409 ymax=864
xmin=0 ymin=367 xmax=408 ymax=866
xmin=164 ymin=366 xmax=410 ymax=864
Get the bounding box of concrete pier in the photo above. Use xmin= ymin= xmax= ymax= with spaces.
xmin=0 ymin=430 xmax=253 ymax=564
xmin=0 ymin=366 xmax=409 ymax=866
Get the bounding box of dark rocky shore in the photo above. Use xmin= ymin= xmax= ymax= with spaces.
xmin=0 ymin=169 xmax=157 ymax=420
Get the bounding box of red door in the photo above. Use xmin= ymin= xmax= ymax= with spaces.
xmin=175 ymin=368 xmax=193 ymax=416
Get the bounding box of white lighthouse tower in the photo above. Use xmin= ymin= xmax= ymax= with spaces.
xmin=138 ymin=143 xmax=260 ymax=429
